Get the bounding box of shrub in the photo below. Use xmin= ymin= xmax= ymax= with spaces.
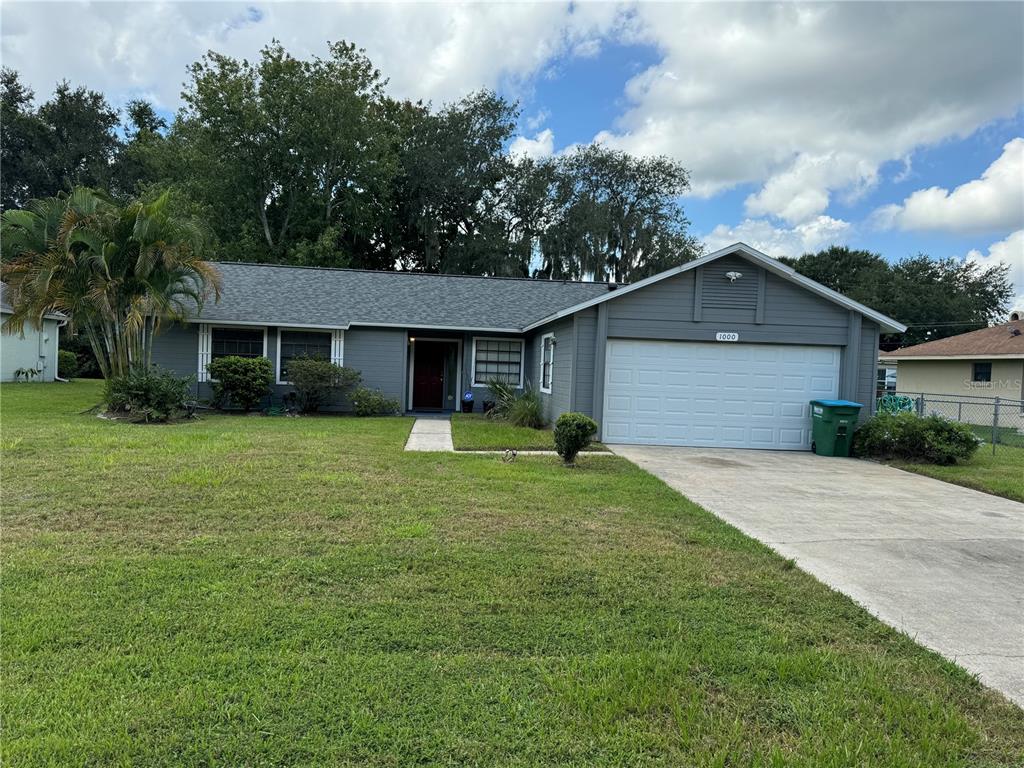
xmin=351 ymin=386 xmax=401 ymax=416
xmin=485 ymin=377 xmax=546 ymax=428
xmin=853 ymin=412 xmax=980 ymax=465
xmin=554 ymin=412 xmax=598 ymax=465
xmin=58 ymin=349 xmax=79 ymax=378
xmin=285 ymin=356 xmax=361 ymax=413
xmin=104 ymin=367 xmax=193 ymax=422
xmin=207 ymin=356 xmax=273 ymax=411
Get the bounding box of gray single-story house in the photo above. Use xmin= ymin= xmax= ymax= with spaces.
xmin=151 ymin=242 xmax=905 ymax=450
xmin=1 ymin=284 xmax=65 ymax=382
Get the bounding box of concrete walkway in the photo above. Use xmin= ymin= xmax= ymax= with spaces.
xmin=610 ymin=444 xmax=1024 ymax=707
xmin=404 ymin=415 xmax=454 ymax=452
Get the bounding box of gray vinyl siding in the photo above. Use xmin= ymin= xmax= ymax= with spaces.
xmin=857 ymin=321 xmax=880 ymax=418
xmin=572 ymin=308 xmax=598 ymax=417
xmin=344 ymin=328 xmax=406 ymax=404
xmin=607 ymin=265 xmax=849 ymax=346
xmin=526 ymin=319 xmax=573 ymax=423
xmin=151 ymin=323 xmax=199 ymax=378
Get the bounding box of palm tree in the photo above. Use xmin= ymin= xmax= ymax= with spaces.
xmin=1 ymin=187 xmax=221 ymax=378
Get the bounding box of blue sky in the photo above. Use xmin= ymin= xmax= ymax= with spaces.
xmin=2 ymin=1 xmax=1021 ymax=305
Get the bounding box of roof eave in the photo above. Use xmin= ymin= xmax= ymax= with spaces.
xmin=879 ymin=353 xmax=1024 ymax=361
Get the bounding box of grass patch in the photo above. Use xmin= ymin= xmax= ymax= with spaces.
xmin=892 ymin=444 xmax=1024 ymax=502
xmin=2 ymin=381 xmax=1022 ymax=766
xmin=452 ymin=413 xmax=608 ymax=452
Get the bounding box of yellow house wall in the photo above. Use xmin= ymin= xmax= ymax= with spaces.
xmin=894 ymin=359 xmax=1024 ymax=430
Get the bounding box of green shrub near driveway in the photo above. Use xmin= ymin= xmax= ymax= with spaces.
xmin=103 ymin=367 xmax=193 ymax=422
xmin=285 ymin=357 xmax=361 ymax=413
xmin=853 ymin=412 xmax=980 ymax=465
xmin=554 ymin=412 xmax=598 ymax=465
xmin=207 ymin=356 xmax=274 ymax=411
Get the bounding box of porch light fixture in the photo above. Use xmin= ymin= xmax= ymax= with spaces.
xmin=724 ymin=271 xmax=743 ymax=282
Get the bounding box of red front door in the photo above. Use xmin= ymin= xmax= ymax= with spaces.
xmin=412 ymin=341 xmax=447 ymax=410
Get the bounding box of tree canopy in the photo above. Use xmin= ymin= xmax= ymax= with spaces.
xmin=1 ymin=43 xmax=1014 ymax=345
xmin=0 ymin=188 xmax=220 ymax=377
xmin=781 ymin=246 xmax=1014 ymax=348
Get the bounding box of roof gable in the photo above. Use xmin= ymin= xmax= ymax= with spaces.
xmin=523 ymin=243 xmax=907 ymax=333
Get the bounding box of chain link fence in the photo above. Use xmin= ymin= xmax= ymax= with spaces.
xmin=876 ymin=391 xmax=1024 ymax=453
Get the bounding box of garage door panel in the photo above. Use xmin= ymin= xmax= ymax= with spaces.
xmin=603 ymin=340 xmax=840 ymax=450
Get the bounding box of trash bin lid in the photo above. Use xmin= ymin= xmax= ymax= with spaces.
xmin=810 ymin=399 xmax=862 ymax=407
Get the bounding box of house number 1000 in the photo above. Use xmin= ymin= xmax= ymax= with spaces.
xmin=715 ymin=332 xmax=739 ymax=342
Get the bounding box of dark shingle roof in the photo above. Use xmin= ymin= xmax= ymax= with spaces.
xmin=195 ymin=262 xmax=614 ymax=331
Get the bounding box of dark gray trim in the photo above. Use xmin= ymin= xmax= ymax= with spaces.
xmin=755 ymin=268 xmax=766 ymax=325
xmin=592 ymin=302 xmax=609 ymax=427
xmin=692 ymin=267 xmax=703 ymax=322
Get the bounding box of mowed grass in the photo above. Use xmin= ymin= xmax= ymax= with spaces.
xmin=2 ymin=382 xmax=1022 ymax=767
xmin=451 ymin=413 xmax=608 ymax=452
xmin=893 ymin=444 xmax=1024 ymax=502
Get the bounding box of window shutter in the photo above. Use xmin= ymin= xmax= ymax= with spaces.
xmin=331 ymin=330 xmax=344 ymax=367
xmin=197 ymin=324 xmax=211 ymax=382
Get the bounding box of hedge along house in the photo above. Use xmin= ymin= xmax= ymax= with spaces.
xmin=151 ymin=243 xmax=905 ymax=450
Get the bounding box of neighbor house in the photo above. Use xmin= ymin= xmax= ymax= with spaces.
xmin=878 ymin=319 xmax=1024 ymax=428
xmin=151 ymin=243 xmax=905 ymax=450
xmin=0 ymin=284 xmax=64 ymax=382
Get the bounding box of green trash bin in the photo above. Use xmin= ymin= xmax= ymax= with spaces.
xmin=809 ymin=399 xmax=863 ymax=456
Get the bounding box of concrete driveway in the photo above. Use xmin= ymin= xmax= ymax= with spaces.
xmin=610 ymin=445 xmax=1024 ymax=707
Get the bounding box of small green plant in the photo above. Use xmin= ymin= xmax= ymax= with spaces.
xmin=853 ymin=412 xmax=980 ymax=465
xmin=351 ymin=386 xmax=401 ymax=416
xmin=103 ymin=367 xmax=193 ymax=422
xmin=554 ymin=412 xmax=598 ymax=465
xmin=285 ymin=356 xmax=361 ymax=413
xmin=485 ymin=377 xmax=546 ymax=428
xmin=58 ymin=350 xmax=79 ymax=378
xmin=207 ymin=356 xmax=273 ymax=412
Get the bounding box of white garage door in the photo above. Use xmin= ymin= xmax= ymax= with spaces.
xmin=602 ymin=340 xmax=840 ymax=450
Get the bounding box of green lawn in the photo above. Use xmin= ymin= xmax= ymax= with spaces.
xmin=451 ymin=413 xmax=608 ymax=452
xmin=2 ymin=381 xmax=1022 ymax=766
xmin=893 ymin=444 xmax=1024 ymax=502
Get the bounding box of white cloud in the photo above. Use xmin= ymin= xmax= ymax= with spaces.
xmin=1 ymin=1 xmax=1020 ymax=230
xmin=744 ymin=152 xmax=878 ymax=225
xmin=873 ymin=138 xmax=1024 ymax=233
xmin=596 ymin=3 xmax=1023 ymax=213
xmin=703 ymin=216 xmax=851 ymax=258
xmin=509 ymin=129 xmax=555 ymax=161
xmin=0 ymin=1 xmax=626 ymax=108
xmin=965 ymin=230 xmax=1024 ymax=312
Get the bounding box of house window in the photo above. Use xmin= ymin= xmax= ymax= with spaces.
xmin=472 ymin=338 xmax=524 ymax=387
xmin=971 ymin=361 xmax=992 ymax=383
xmin=211 ymin=327 xmax=265 ymax=360
xmin=539 ymin=333 xmax=554 ymax=393
xmin=876 ymin=367 xmax=896 ymax=395
xmin=278 ymin=330 xmax=332 ymax=383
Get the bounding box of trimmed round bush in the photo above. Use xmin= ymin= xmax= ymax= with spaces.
xmin=351 ymin=386 xmax=401 ymax=416
xmin=207 ymin=356 xmax=273 ymax=412
xmin=554 ymin=412 xmax=598 ymax=465
xmin=286 ymin=356 xmax=361 ymax=413
xmin=58 ymin=349 xmax=79 ymax=378
xmin=853 ymin=412 xmax=980 ymax=465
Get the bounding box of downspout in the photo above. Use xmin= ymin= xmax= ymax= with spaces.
xmin=53 ymin=317 xmax=70 ymax=382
